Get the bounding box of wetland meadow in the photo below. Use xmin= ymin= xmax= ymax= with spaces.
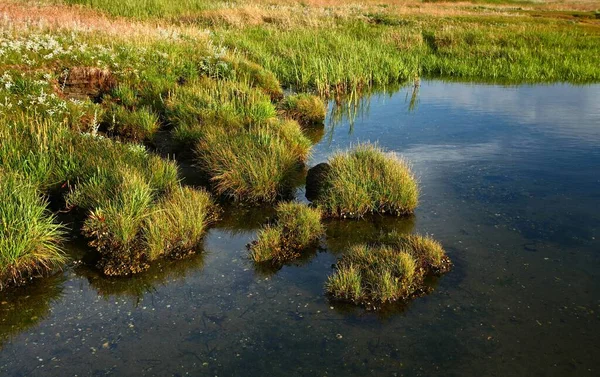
xmin=0 ymin=0 xmax=599 ymax=375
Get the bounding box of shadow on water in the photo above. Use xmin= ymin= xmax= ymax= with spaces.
xmin=0 ymin=273 xmax=65 ymax=349
xmin=75 ymin=252 xmax=206 ymax=301
xmin=325 ymin=215 xmax=416 ymax=254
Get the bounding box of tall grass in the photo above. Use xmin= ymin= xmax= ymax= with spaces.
xmin=196 ymin=121 xmax=311 ymax=202
xmin=279 ymin=93 xmax=326 ymax=126
xmin=145 ymin=186 xmax=219 ymax=260
xmin=63 ymin=0 xmax=226 ymax=19
xmin=0 ymin=172 xmax=66 ymax=289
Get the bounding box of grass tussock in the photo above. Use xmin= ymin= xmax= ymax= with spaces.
xmin=250 ymin=202 xmax=324 ymax=264
xmin=326 ymin=232 xmax=451 ymax=307
xmin=280 ymin=93 xmax=326 ymax=126
xmin=0 ymin=171 xmax=66 ymax=289
xmin=145 ymin=186 xmax=219 ymax=260
xmin=196 ymin=121 xmax=311 ymax=202
xmin=309 ymin=143 xmax=419 ymax=218
xmin=81 ymin=167 xmax=154 ymax=276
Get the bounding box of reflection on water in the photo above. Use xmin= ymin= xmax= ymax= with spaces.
xmin=0 ymin=274 xmax=65 ymax=349
xmin=1 ymin=81 xmax=600 ymax=376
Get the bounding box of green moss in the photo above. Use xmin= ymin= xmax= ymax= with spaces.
xmin=310 ymin=143 xmax=419 ymax=218
xmin=250 ymin=202 xmax=324 ymax=263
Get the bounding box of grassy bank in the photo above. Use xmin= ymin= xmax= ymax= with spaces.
xmin=39 ymin=0 xmax=600 ymax=94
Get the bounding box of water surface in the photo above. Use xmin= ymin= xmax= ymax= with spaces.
xmin=1 ymin=81 xmax=599 ymax=376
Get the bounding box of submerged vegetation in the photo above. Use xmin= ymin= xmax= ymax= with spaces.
xmin=307 ymin=144 xmax=419 ymax=218
xmin=1 ymin=0 xmax=597 ymax=299
xmin=250 ymin=202 xmax=324 ymax=264
xmin=326 ymin=232 xmax=451 ymax=307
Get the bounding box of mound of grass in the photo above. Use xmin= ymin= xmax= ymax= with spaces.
xmin=227 ymin=58 xmax=284 ymax=101
xmin=326 ymin=233 xmax=450 ymax=307
xmin=250 ymin=202 xmax=324 ymax=264
xmin=196 ymin=121 xmax=311 ymax=202
xmin=0 ymin=172 xmax=66 ymax=289
xmin=279 ymin=94 xmax=326 ymax=126
xmin=145 ymin=186 xmax=219 ymax=260
xmin=82 ymin=168 xmax=154 ymax=276
xmin=308 ymin=143 xmax=418 ymax=218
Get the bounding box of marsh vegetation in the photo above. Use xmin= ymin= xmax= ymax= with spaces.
xmin=0 ymin=0 xmax=598 ymax=312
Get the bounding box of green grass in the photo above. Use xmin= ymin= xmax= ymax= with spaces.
xmin=279 ymin=93 xmax=327 ymax=126
xmin=195 ymin=121 xmax=311 ymax=202
xmin=309 ymin=143 xmax=419 ymax=218
xmin=103 ymin=104 xmax=161 ymax=142
xmin=145 ymin=186 xmax=219 ymax=260
xmin=0 ymin=171 xmax=66 ymax=289
xmin=82 ymin=167 xmax=154 ymax=276
xmin=250 ymin=202 xmax=324 ymax=264
xmin=326 ymin=233 xmax=450 ymax=307
xmin=62 ymin=0 xmax=225 ymax=19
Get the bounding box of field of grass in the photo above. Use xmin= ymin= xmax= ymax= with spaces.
xmin=0 ymin=0 xmax=598 ymax=293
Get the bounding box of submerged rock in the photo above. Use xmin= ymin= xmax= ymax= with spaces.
xmin=305 ymin=162 xmax=330 ymax=202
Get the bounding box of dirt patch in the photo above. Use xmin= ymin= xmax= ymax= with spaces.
xmin=59 ymin=67 xmax=116 ymax=101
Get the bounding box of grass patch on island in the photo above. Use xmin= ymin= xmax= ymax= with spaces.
xmin=326 ymin=232 xmax=451 ymax=308
xmin=307 ymin=143 xmax=419 ymax=218
xmin=249 ymin=202 xmax=324 ymax=264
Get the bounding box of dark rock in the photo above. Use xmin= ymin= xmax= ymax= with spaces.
xmin=305 ymin=162 xmax=330 ymax=202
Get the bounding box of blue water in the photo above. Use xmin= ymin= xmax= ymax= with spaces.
xmin=1 ymin=81 xmax=599 ymax=376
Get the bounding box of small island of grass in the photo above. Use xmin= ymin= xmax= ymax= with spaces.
xmin=307 ymin=143 xmax=419 ymax=218
xmin=326 ymin=232 xmax=451 ymax=308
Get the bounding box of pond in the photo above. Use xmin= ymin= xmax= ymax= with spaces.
xmin=1 ymin=80 xmax=599 ymax=376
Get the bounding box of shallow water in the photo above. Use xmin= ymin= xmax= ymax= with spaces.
xmin=1 ymin=81 xmax=599 ymax=376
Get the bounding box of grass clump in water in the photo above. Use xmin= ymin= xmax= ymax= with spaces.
xmin=250 ymin=202 xmax=324 ymax=264
xmin=196 ymin=121 xmax=312 ymax=202
xmin=81 ymin=168 xmax=155 ymax=276
xmin=0 ymin=172 xmax=66 ymax=289
xmin=326 ymin=232 xmax=451 ymax=307
xmin=308 ymin=143 xmax=418 ymax=218
xmin=279 ymin=94 xmax=326 ymax=126
xmin=145 ymin=186 xmax=219 ymax=260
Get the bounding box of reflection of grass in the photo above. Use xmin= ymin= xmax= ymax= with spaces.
xmin=325 ymin=215 xmax=415 ymax=254
xmin=0 ymin=273 xmax=65 ymax=348
xmin=77 ymin=251 xmax=206 ymax=300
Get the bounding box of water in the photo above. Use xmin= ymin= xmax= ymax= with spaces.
xmin=1 ymin=81 xmax=599 ymax=376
